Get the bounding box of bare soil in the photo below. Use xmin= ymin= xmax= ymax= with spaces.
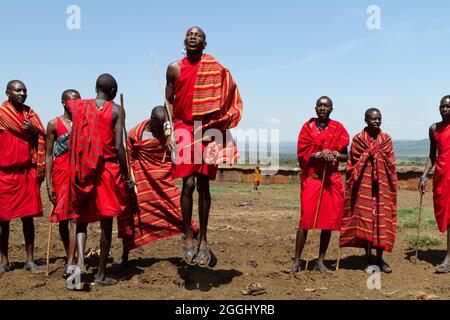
xmin=0 ymin=182 xmax=448 ymax=300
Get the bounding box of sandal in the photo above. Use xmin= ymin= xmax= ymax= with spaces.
xmin=282 ymin=262 xmax=301 ymax=274
xmin=24 ymin=262 xmax=43 ymax=275
xmin=197 ymin=248 xmax=217 ymax=268
xmin=379 ymin=262 xmax=392 ymax=274
xmin=182 ymin=246 xmax=197 ymax=266
xmin=436 ymin=264 xmax=450 ymax=274
xmin=93 ymin=277 xmax=118 ymax=286
xmin=0 ymin=264 xmax=12 ymax=275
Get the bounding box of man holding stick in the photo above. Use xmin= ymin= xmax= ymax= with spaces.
xmin=340 ymin=108 xmax=397 ymax=273
xmin=419 ymin=95 xmax=450 ymax=273
xmin=45 ymin=89 xmax=81 ymax=276
xmin=165 ymin=26 xmax=243 ymax=267
xmin=117 ymin=106 xmax=199 ymax=264
xmin=284 ymin=96 xmax=349 ymax=274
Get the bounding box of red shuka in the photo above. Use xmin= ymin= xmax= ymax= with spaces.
xmin=118 ymin=120 xmax=199 ymax=251
xmin=56 ymin=100 xmax=127 ymax=223
xmin=0 ymin=102 xmax=44 ymax=221
xmin=172 ymin=55 xmax=243 ymax=180
xmin=297 ymin=119 xmax=349 ymax=231
xmin=340 ymin=130 xmax=398 ymax=253
xmin=433 ymin=123 xmax=450 ymax=233
xmin=50 ymin=117 xmax=71 ymax=223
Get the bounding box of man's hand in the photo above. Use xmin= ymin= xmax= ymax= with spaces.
xmin=166 ymin=133 xmax=176 ymax=152
xmin=418 ymin=176 xmax=427 ymax=195
xmin=321 ymin=149 xmax=336 ymax=163
xmin=47 ymin=185 xmax=56 ymax=205
xmin=125 ymin=177 xmax=136 ymax=192
xmin=23 ymin=120 xmax=38 ymax=136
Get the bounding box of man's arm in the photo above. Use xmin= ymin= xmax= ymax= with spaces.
xmin=165 ymin=62 xmax=180 ymax=119
xmin=165 ymin=62 xmax=181 ymax=149
xmin=112 ymin=104 xmax=132 ymax=188
xmin=419 ymin=124 xmax=438 ymax=194
xmin=45 ymin=119 xmax=57 ymax=204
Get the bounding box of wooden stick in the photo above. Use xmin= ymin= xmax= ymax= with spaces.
xmin=336 ymin=247 xmax=342 ymax=271
xmin=45 ymin=219 xmax=53 ymax=277
xmin=120 ymin=94 xmax=138 ymax=195
xmin=305 ymin=165 xmax=327 ymax=271
xmin=150 ymin=53 xmax=174 ymax=162
xmin=415 ymin=192 xmax=424 ymax=263
xmin=120 ymin=94 xmax=142 ymax=237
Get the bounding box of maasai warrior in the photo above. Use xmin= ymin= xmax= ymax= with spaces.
xmin=284 ymin=96 xmax=349 ymax=274
xmin=253 ymin=166 xmax=261 ymax=191
xmin=340 ymin=108 xmax=397 ymax=273
xmin=117 ymin=106 xmax=199 ymax=264
xmin=56 ymin=74 xmax=133 ymax=286
xmin=166 ymin=27 xmax=243 ymax=267
xmin=0 ymin=80 xmax=46 ymax=275
xmin=419 ymin=95 xmax=450 ymax=273
xmin=45 ymin=89 xmax=81 ymax=276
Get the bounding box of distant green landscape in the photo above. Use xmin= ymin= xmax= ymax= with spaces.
xmin=238 ymin=140 xmax=429 ymax=167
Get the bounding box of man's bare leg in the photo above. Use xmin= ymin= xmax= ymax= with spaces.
xmin=376 ymin=247 xmax=392 ymax=273
xmin=317 ymin=230 xmax=332 ymax=274
xmin=66 ymin=219 xmax=77 ymax=267
xmin=95 ymin=219 xmax=116 ymax=285
xmin=436 ymin=227 xmax=450 ymax=273
xmin=181 ymin=176 xmax=196 ymax=264
xmin=0 ymin=221 xmax=10 ymax=267
xmin=22 ymin=217 xmax=35 ymax=265
xmin=59 ymin=220 xmax=70 ymax=257
xmin=196 ymin=174 xmax=213 ymax=267
xmin=283 ymin=228 xmax=308 ymax=273
xmin=441 ymin=226 xmax=450 ymax=266
xmin=76 ymin=223 xmax=87 ymax=271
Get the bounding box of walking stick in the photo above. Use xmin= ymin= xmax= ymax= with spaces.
xmin=305 ymin=164 xmax=328 ymax=271
xmin=120 ymin=94 xmax=137 ymax=194
xmin=415 ymin=192 xmax=424 ymax=263
xmin=45 ymin=207 xmax=54 ymax=277
xmin=336 ymin=247 xmax=341 ymax=271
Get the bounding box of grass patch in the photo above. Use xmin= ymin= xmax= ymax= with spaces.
xmin=398 ymin=208 xmax=436 ymax=230
xmin=405 ymin=233 xmax=442 ymax=250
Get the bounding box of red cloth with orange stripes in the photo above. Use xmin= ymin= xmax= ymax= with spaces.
xmin=432 ymin=123 xmax=450 ymax=233
xmin=118 ymin=120 xmax=198 ymax=251
xmin=297 ymin=119 xmax=349 ymax=230
xmin=340 ymin=130 xmax=398 ymax=253
xmin=172 ymin=55 xmax=242 ymax=180
xmin=0 ymin=101 xmax=45 ymax=221
xmin=0 ymin=101 xmax=46 ymax=182
xmin=50 ymin=117 xmax=71 ymax=223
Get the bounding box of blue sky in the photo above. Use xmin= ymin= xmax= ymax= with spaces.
xmin=0 ymin=0 xmax=449 ymax=141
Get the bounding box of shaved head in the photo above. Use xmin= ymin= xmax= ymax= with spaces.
xmin=6 ymin=80 xmax=27 ymax=106
xmin=316 ymin=96 xmax=333 ymax=108
xmin=365 ymin=108 xmax=381 ymax=119
xmin=441 ymin=95 xmax=450 ymax=106
xmin=61 ymin=89 xmax=81 ymax=102
xmin=187 ymin=26 xmax=206 ymax=40
xmin=96 ymin=73 xmax=118 ymax=96
xmin=6 ymin=80 xmax=25 ymax=92
xmin=149 ymin=106 xmax=166 ymax=137
xmin=151 ymin=106 xmax=166 ymax=123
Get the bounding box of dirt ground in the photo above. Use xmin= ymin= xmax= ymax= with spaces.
xmin=0 ymin=182 xmax=449 ymax=300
